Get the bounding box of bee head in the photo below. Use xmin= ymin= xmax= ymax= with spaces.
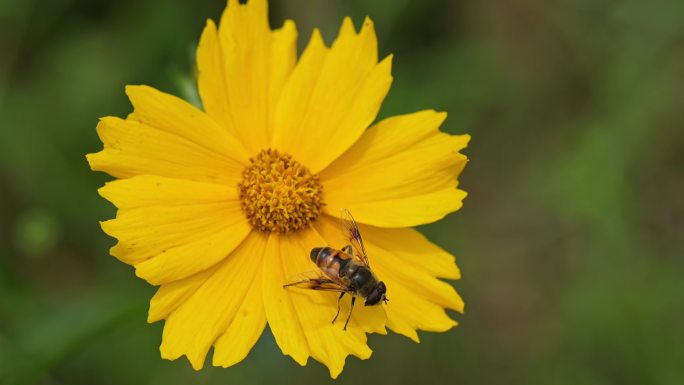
xmin=364 ymin=281 xmax=387 ymax=306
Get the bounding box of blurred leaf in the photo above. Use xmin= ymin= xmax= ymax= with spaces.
xmin=2 ymin=287 xmax=146 ymax=385
xmin=12 ymin=208 xmax=61 ymax=258
xmin=1 ymin=0 xmax=684 ymax=383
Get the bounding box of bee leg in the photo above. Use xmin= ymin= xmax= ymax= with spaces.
xmin=344 ymin=297 xmax=356 ymax=331
xmin=341 ymin=244 xmax=353 ymax=255
xmin=332 ymin=292 xmax=345 ymax=324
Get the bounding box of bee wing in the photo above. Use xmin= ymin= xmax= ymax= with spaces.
xmin=339 ymin=208 xmax=370 ymax=267
xmin=283 ymin=270 xmax=351 ymax=292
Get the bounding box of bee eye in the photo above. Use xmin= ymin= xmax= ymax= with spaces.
xmin=365 ymin=284 xmax=386 ymax=306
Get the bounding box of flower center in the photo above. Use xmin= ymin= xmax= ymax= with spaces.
xmin=238 ymin=149 xmax=324 ymax=233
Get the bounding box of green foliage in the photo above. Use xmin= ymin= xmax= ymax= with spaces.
xmin=1 ymin=0 xmax=682 ymax=384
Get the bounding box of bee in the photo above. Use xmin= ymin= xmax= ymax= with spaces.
xmin=283 ymin=209 xmax=388 ymax=330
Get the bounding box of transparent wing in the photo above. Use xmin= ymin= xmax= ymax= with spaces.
xmin=339 ymin=208 xmax=370 ymax=267
xmin=283 ymin=270 xmax=351 ymax=292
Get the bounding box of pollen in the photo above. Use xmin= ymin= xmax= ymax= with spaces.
xmin=238 ymin=149 xmax=324 ymax=233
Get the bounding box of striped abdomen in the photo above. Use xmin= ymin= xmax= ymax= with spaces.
xmin=310 ymin=247 xmax=352 ymax=281
xmin=310 ymin=247 xmax=379 ymax=297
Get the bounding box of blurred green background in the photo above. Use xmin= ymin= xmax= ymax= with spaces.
xmin=1 ymin=0 xmax=683 ymax=384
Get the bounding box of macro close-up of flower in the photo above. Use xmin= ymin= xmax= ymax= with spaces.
xmin=85 ymin=0 xmax=468 ymax=379
xmin=5 ymin=0 xmax=684 ymax=383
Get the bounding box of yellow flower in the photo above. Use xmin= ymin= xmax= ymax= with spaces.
xmin=86 ymin=0 xmax=469 ymax=379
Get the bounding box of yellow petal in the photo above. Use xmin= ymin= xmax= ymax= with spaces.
xmin=270 ymin=28 xmax=326 ymax=151
xmin=197 ymin=0 xmax=297 ymax=154
xmin=316 ymin=215 xmax=463 ymax=342
xmin=87 ymin=116 xmax=242 ymax=185
xmin=321 ymin=110 xmax=470 ymax=227
xmin=196 ymin=20 xmax=231 ymax=134
xmin=159 ymin=231 xmax=266 ymax=370
xmin=99 ymin=175 xmax=235 ymax=209
xmin=268 ymin=20 xmax=298 ymax=122
xmin=381 ymin=273 xmax=458 ymax=342
xmin=262 ymin=229 xmax=376 ymax=379
xmin=148 ymin=266 xmax=217 ymax=323
xmin=99 ymin=177 xmax=250 ymax=284
xmin=273 ymin=17 xmax=393 ymax=173
xmin=84 ymin=84 xmax=246 ymax=182
xmin=351 ymin=224 xmax=461 ymax=280
xmin=125 ymin=85 xmax=248 ymax=161
xmin=212 ymin=256 xmax=267 ymax=367
xmin=260 ymin=235 xmax=309 ymax=367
